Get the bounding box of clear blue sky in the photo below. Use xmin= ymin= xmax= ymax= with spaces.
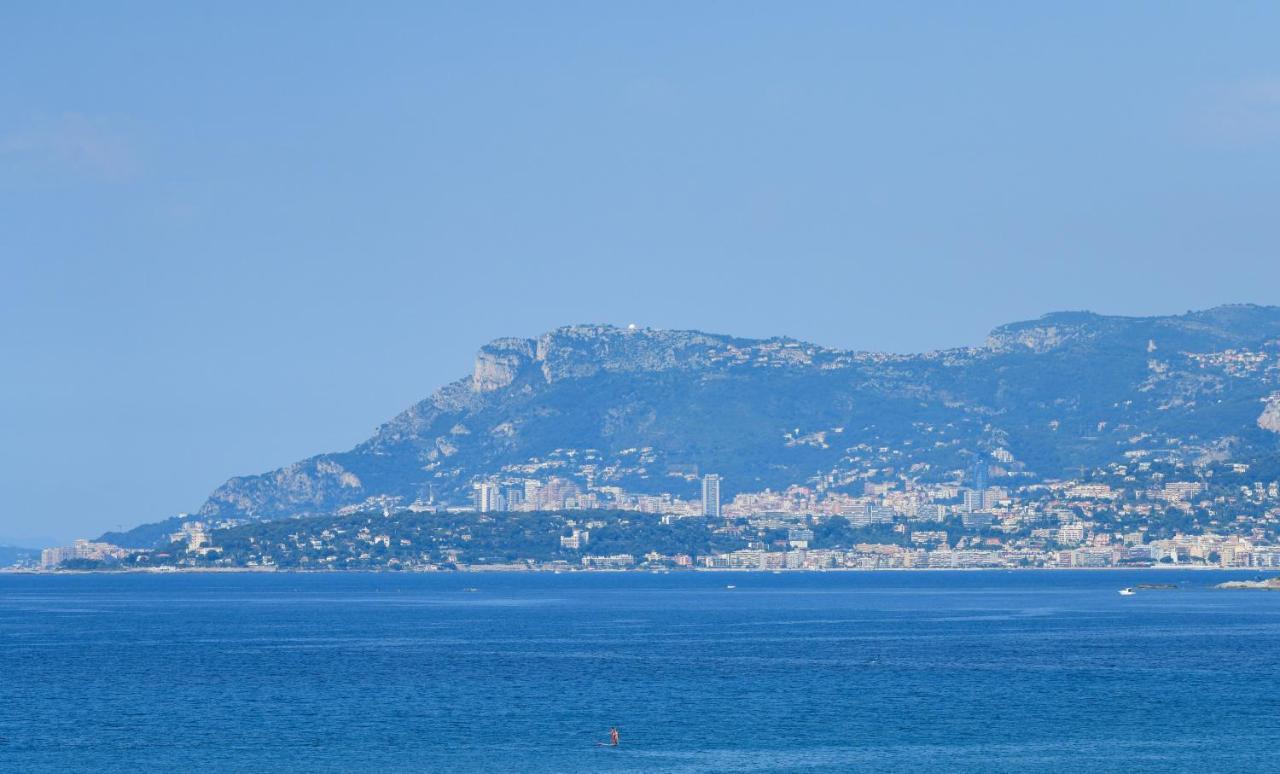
xmin=3 ymin=2 xmax=1279 ymax=543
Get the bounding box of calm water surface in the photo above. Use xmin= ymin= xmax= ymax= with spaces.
xmin=2 ymin=570 xmax=1279 ymax=772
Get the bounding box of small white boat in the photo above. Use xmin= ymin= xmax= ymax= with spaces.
xmin=1118 ymin=587 xmax=1136 ymax=596
xmin=725 ymin=584 xmax=736 ymax=590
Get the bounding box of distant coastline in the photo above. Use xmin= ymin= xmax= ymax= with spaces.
xmin=5 ymin=564 xmax=1261 ymax=576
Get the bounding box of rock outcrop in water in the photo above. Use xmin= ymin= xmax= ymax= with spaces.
xmin=1216 ymin=578 xmax=1280 ymax=590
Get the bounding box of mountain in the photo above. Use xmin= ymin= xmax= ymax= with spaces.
xmin=191 ymin=305 xmax=1280 ymax=523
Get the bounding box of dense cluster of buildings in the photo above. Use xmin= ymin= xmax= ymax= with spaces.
xmin=29 ymin=442 xmax=1280 ymax=572
xmin=464 ymin=475 xmax=707 ymax=516
xmin=40 ymin=539 xmax=130 ymax=569
xmin=697 ymin=533 xmax=1280 ymax=570
xmin=464 ymin=469 xmax=730 ymax=519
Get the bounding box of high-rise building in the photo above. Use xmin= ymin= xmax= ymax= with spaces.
xmin=959 ymin=457 xmax=990 ymax=512
xmin=542 ymin=477 xmax=580 ymax=510
xmin=522 ymin=480 xmax=543 ymax=509
xmin=702 ymin=474 xmax=722 ymax=519
xmin=503 ymin=486 xmax=525 ymax=510
xmin=963 ymin=488 xmax=985 ymax=512
xmin=474 ymin=480 xmax=502 ymax=512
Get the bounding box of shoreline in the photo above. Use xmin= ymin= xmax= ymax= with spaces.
xmin=2 ymin=564 xmax=1266 ymax=576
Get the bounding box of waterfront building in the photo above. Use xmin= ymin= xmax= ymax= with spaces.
xmin=40 ymin=539 xmax=128 ymax=569
xmin=581 ymin=554 xmax=635 ymax=569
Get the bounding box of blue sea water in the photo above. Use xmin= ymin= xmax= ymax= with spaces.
xmin=2 ymin=570 xmax=1280 ymax=773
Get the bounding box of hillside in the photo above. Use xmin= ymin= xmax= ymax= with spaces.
xmin=0 ymin=545 xmax=39 ymax=568
xmin=179 ymin=304 xmax=1280 ymax=525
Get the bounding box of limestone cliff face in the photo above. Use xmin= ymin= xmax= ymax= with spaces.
xmin=985 ymin=312 xmax=1105 ymax=353
xmin=471 ymin=325 xmax=734 ymax=391
xmin=473 ymin=338 xmax=536 ymax=393
xmin=369 ymin=377 xmax=479 ymax=446
xmin=986 ymin=324 xmax=1073 ymax=353
xmin=1260 ymin=395 xmax=1280 ymax=434
xmin=200 ymin=458 xmax=364 ymax=519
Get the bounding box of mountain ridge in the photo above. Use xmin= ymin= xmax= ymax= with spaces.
xmin=185 ymin=304 xmax=1280 ymax=526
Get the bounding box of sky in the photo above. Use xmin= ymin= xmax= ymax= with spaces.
xmin=3 ymin=2 xmax=1279 ymax=544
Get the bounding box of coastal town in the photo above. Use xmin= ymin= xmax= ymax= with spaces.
xmin=24 ymin=442 xmax=1280 ymax=572
xmin=19 ymin=309 xmax=1276 ymax=574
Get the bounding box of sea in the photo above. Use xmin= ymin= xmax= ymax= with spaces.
xmin=2 ymin=570 xmax=1279 ymax=773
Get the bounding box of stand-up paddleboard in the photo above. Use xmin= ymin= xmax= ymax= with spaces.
xmin=596 ymin=728 xmax=621 ymax=747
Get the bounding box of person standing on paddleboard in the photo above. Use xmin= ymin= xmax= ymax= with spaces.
xmin=609 ymin=727 xmax=619 ymax=746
